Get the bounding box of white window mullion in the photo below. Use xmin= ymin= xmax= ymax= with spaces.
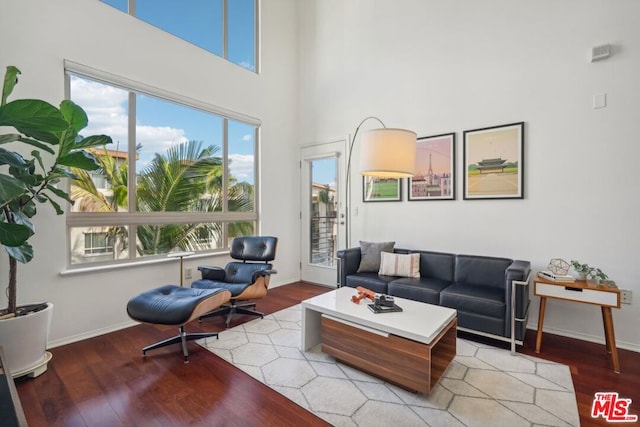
xmin=222 ymin=0 xmax=228 ymax=60
xmin=222 ymin=118 xmax=229 ymax=244
xmin=127 ymin=91 xmax=136 ymax=260
xmin=255 ymin=0 xmax=260 ymax=74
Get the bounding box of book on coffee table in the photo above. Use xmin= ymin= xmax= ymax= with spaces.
xmin=367 ymin=303 xmax=403 ymax=314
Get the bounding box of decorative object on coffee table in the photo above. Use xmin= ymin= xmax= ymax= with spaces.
xmin=351 ymin=286 xmax=375 ymax=304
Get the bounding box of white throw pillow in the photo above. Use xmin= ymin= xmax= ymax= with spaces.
xmin=378 ymin=252 xmax=420 ymax=278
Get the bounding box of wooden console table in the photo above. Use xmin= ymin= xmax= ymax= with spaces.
xmin=534 ymin=274 xmax=621 ymax=373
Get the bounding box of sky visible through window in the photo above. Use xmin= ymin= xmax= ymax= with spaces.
xmin=93 ymin=1 xmax=257 ymax=184
xmin=72 ymin=75 xmax=255 ymax=185
xmin=100 ymin=0 xmax=255 ymax=72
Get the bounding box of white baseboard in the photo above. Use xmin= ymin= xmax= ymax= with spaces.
xmin=48 ymin=320 xmax=138 ymax=349
xmin=526 ymin=322 xmax=640 ymax=353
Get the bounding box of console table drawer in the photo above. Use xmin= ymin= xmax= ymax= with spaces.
xmin=534 ymin=282 xmax=619 ymax=307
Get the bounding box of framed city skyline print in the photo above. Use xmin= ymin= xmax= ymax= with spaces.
xmin=362 ymin=176 xmax=402 ymax=202
xmin=408 ymin=133 xmax=456 ymax=201
xmin=463 ymin=122 xmax=524 ymax=200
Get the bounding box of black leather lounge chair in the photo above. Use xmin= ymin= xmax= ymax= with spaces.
xmin=191 ymin=236 xmax=278 ymax=328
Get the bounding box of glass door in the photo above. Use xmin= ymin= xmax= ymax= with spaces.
xmin=300 ymin=141 xmax=346 ymax=286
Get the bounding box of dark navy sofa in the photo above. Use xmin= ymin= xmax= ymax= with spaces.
xmin=336 ymin=247 xmax=531 ymax=347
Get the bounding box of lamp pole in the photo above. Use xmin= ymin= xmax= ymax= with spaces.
xmin=344 ymin=116 xmax=386 ymax=249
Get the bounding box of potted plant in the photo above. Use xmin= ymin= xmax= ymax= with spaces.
xmin=0 ymin=66 xmax=112 ymax=376
xmin=569 ymin=260 xmax=616 ymax=286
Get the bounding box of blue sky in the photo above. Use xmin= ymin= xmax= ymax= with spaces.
xmin=311 ymin=157 xmax=337 ymax=191
xmin=71 ymin=75 xmax=256 ymax=184
xmin=91 ymin=0 xmax=257 ymax=183
xmin=101 ymin=0 xmax=255 ymax=71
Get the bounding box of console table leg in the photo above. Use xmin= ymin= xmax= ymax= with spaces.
xmin=535 ymin=297 xmax=547 ymax=353
xmin=601 ymin=307 xmax=612 ymax=354
xmin=601 ymin=306 xmax=620 ymax=373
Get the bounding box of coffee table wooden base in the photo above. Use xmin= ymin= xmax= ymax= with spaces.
xmin=321 ymin=315 xmax=457 ymax=394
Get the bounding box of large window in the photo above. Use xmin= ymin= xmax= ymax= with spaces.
xmin=66 ymin=70 xmax=258 ymax=267
xmin=100 ymin=0 xmax=257 ymax=72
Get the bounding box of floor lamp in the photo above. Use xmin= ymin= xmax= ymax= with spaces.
xmin=344 ymin=116 xmax=417 ymax=249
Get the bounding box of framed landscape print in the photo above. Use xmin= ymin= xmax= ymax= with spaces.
xmin=362 ymin=176 xmax=402 ymax=202
xmin=408 ymin=133 xmax=455 ymax=201
xmin=463 ymin=122 xmax=524 ymax=200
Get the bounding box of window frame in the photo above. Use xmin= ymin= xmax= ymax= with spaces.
xmin=64 ymin=61 xmax=261 ymax=269
xmin=83 ymin=230 xmax=115 ymax=256
xmin=101 ymin=0 xmax=260 ymax=73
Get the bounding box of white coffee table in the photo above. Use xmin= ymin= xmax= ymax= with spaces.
xmin=301 ymin=287 xmax=457 ymax=393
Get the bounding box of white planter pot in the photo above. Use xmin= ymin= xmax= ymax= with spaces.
xmin=0 ymin=303 xmax=53 ymax=378
xmin=569 ymin=268 xmax=586 ymax=281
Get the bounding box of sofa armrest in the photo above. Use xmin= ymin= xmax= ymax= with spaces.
xmin=505 ymin=261 xmax=531 ymax=312
xmin=198 ymin=266 xmax=226 ymax=281
xmin=505 ymin=260 xmax=531 ymax=340
xmin=506 ymin=260 xmax=530 ymax=283
xmin=336 ymin=247 xmax=362 ymax=286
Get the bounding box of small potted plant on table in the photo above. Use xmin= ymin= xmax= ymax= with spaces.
xmin=569 ymin=260 xmax=616 ymax=287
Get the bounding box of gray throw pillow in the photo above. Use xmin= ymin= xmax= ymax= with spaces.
xmin=357 ymin=241 xmax=395 ymax=273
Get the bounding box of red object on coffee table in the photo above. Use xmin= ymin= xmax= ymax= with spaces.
xmin=351 ymin=286 xmax=376 ymax=304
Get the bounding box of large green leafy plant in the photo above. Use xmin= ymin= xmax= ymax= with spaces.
xmin=0 ymin=66 xmax=112 ymax=315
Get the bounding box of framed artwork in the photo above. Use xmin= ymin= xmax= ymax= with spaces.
xmin=362 ymin=176 xmax=402 ymax=202
xmin=408 ymin=133 xmax=456 ymax=201
xmin=463 ymin=122 xmax=524 ymax=200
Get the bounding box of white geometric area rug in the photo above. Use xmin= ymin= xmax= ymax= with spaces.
xmin=198 ymin=305 xmax=579 ymax=427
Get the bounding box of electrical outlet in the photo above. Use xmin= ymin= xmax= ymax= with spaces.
xmin=184 ymin=267 xmax=192 ymax=279
xmin=620 ymin=289 xmax=632 ymax=304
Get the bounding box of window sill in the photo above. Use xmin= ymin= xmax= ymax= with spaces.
xmin=59 ymin=251 xmax=230 ymax=277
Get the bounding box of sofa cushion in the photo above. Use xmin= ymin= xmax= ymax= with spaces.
xmin=345 ymin=273 xmax=394 ymax=294
xmin=454 ymin=255 xmax=513 ymax=289
xmin=411 ymin=250 xmax=456 ymax=282
xmin=357 ymin=241 xmax=395 ymax=272
xmin=440 ymin=283 xmax=505 ymax=319
xmin=388 ymin=277 xmax=451 ymax=305
xmin=379 ymin=252 xmax=420 ymax=278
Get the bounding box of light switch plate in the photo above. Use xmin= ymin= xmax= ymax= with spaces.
xmin=593 ymin=93 xmax=606 ymax=109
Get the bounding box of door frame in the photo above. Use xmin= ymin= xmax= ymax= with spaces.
xmin=299 ymin=139 xmax=347 ymax=287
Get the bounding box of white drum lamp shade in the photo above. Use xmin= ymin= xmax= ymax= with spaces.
xmin=360 ymin=128 xmax=417 ymax=178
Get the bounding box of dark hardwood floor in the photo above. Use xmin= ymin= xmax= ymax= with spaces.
xmin=16 ymin=282 xmax=639 ymax=426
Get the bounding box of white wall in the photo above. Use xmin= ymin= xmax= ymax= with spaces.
xmin=297 ymin=0 xmax=640 ymax=351
xmin=0 ymin=0 xmax=300 ymax=346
